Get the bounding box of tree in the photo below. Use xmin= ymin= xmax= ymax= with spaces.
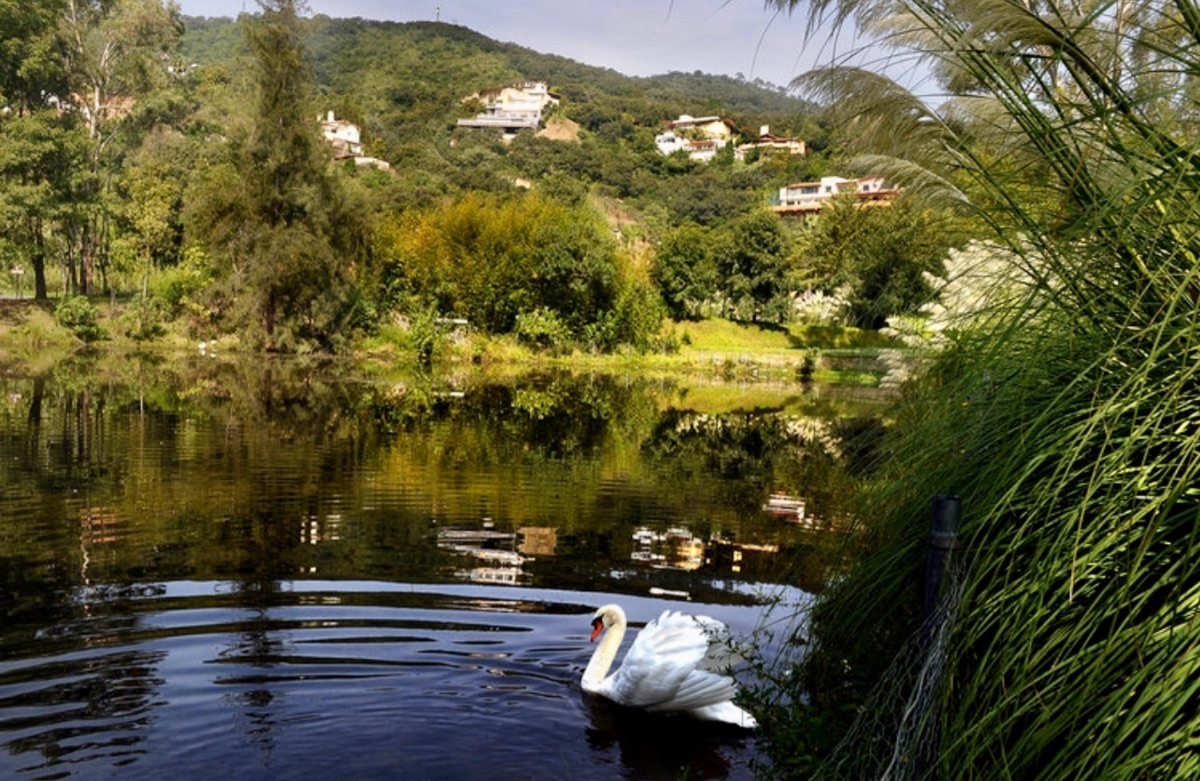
xmin=187 ymin=0 xmax=365 ymax=352
xmin=60 ymin=0 xmax=183 ymax=293
xmin=0 ymin=0 xmax=69 ymax=114
xmin=796 ymin=197 xmax=953 ymax=329
xmin=0 ymin=111 xmax=88 ymax=300
xmin=0 ymin=0 xmax=69 ymax=299
xmin=714 ymin=210 xmax=792 ymax=323
xmin=650 ymin=222 xmax=716 ymax=320
xmin=114 ymin=127 xmax=188 ymax=293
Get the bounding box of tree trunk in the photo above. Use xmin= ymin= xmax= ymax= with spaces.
xmin=64 ymin=232 xmax=78 ymax=295
xmin=81 ymin=223 xmax=95 ymax=295
xmin=31 ymin=219 xmax=48 ymax=300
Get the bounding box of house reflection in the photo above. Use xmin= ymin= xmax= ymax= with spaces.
xmin=630 ymin=525 xmax=786 ymax=578
xmin=632 ymin=527 xmax=706 ymax=571
xmin=518 ymin=526 xmax=557 ymax=557
xmin=763 ymin=491 xmax=850 ymax=533
xmin=437 ymin=522 xmax=560 ymax=584
xmin=81 ymin=506 xmax=123 ymax=546
xmin=299 ymin=513 xmax=342 ymax=545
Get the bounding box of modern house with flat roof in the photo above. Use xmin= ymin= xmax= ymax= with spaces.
xmin=773 ymin=176 xmax=899 ymax=214
xmin=457 ymin=81 xmax=559 ymax=137
xmin=735 ymin=125 xmax=807 ymax=160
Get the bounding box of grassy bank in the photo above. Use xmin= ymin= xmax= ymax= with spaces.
xmin=0 ymin=298 xmax=897 ymax=387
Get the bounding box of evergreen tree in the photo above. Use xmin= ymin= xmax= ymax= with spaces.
xmin=190 ymin=0 xmax=364 ymax=351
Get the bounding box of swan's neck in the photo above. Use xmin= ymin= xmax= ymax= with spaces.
xmin=582 ymin=613 xmax=626 ymax=691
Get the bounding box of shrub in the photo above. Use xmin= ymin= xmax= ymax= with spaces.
xmin=54 ymin=296 xmax=104 ymax=342
xmin=120 ymin=296 xmax=167 ymax=341
xmin=514 ymin=307 xmax=571 ymax=352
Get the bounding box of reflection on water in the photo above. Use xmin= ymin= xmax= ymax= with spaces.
xmin=0 ymin=357 xmax=886 ymax=779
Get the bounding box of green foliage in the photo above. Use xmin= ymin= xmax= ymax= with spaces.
xmin=0 ymin=109 xmax=88 ymax=300
xmin=796 ymin=197 xmax=956 ymax=329
xmin=150 ymin=247 xmax=214 ymax=311
xmin=514 ymin=307 xmax=571 ymax=352
xmin=406 ymin=303 xmax=443 ymax=365
xmin=651 ymin=223 xmax=717 ymax=320
xmin=120 ymin=295 xmax=167 ymax=341
xmin=714 ymin=209 xmax=793 ymax=323
xmin=383 ymin=192 xmax=657 ymax=351
xmin=115 ymin=127 xmax=193 ymax=271
xmin=608 ymin=270 xmax=666 ymax=352
xmin=54 ymin=296 xmax=104 ymax=342
xmin=0 ymin=0 xmax=68 ymax=112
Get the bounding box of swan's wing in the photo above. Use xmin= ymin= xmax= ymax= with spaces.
xmin=690 ymin=615 xmax=741 ymax=671
xmin=653 ymin=667 xmax=739 ymax=712
xmin=607 ymin=610 xmax=709 ymax=709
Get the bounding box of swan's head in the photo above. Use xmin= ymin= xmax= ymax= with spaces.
xmin=590 ymin=603 xmax=625 ymax=642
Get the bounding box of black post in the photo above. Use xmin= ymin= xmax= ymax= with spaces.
xmin=923 ymin=494 xmax=960 ymax=622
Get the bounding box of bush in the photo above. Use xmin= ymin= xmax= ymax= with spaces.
xmin=405 ymin=305 xmax=443 ymax=365
xmin=514 ymin=307 xmax=572 ymax=352
xmin=151 ymin=249 xmax=214 ymax=311
xmin=54 ymin=296 xmax=104 ymax=342
xmin=120 ymin=296 xmax=167 ymax=341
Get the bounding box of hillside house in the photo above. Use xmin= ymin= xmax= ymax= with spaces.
xmin=319 ymin=111 xmax=391 ymax=171
xmin=320 ymin=111 xmax=362 ymax=157
xmin=773 ymin=175 xmax=899 ymax=214
xmin=457 ymin=81 xmax=559 ymax=138
xmin=654 ymin=114 xmax=733 ymax=162
xmin=735 ymin=125 xmax=807 ymax=160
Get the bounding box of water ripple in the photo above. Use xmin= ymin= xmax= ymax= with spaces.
xmin=0 ymin=580 xmax=763 ymax=780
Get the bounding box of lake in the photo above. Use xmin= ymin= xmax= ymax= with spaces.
xmin=0 ymin=354 xmax=885 ymax=779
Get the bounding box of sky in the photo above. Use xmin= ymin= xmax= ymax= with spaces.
xmin=174 ymin=0 xmax=864 ymax=91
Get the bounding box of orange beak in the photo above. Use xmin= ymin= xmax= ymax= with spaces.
xmin=590 ymin=618 xmax=604 ymax=642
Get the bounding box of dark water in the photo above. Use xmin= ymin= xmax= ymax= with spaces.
xmin=0 ymin=356 xmax=884 ymax=779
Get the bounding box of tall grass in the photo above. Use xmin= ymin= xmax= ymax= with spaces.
xmin=760 ymin=0 xmax=1200 ymax=777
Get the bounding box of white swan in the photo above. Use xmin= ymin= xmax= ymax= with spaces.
xmin=581 ymin=603 xmax=758 ymax=728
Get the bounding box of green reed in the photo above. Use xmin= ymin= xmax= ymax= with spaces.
xmin=756 ymin=0 xmax=1200 ymax=777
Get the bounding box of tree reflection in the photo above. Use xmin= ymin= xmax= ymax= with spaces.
xmin=0 ymin=359 xmax=882 ymax=600
xmin=2 ymin=632 xmax=166 ymax=773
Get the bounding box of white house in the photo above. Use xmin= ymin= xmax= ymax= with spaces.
xmin=654 ymin=114 xmax=734 ymax=161
xmin=735 ymin=125 xmax=807 ymax=161
xmin=774 ymin=176 xmax=898 ymax=214
xmin=320 ymin=111 xmax=362 ymax=157
xmin=319 ymin=111 xmax=391 ymax=171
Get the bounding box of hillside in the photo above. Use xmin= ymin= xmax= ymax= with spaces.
xmin=180 ymin=15 xmax=821 ymax=145
xmin=179 ymin=14 xmax=828 ymax=227
xmin=181 ymin=16 xmax=817 ymax=123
